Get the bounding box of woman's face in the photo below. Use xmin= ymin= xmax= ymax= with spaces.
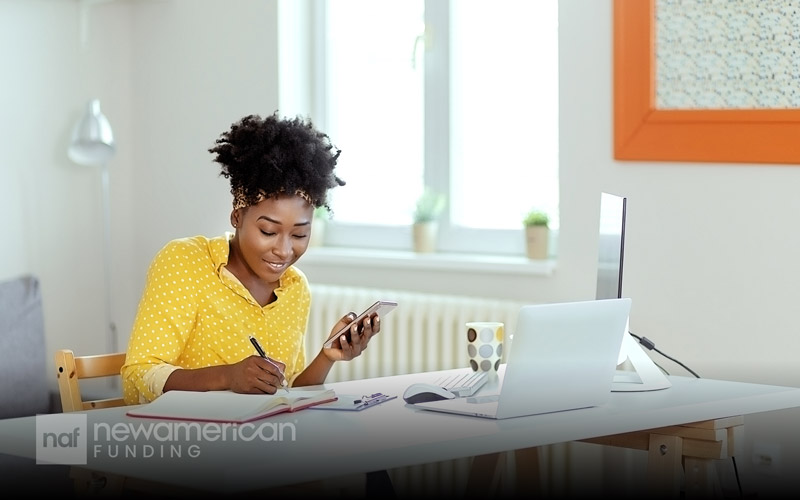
xmin=231 ymin=194 xmax=315 ymax=283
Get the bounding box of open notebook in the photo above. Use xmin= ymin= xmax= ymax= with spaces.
xmin=411 ymin=298 xmax=631 ymax=419
xmin=127 ymin=388 xmax=337 ymax=423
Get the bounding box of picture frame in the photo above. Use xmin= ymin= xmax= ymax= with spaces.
xmin=614 ymin=0 xmax=800 ymax=164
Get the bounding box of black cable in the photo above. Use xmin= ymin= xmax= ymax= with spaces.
xmin=731 ymin=455 xmax=744 ymax=498
xmin=628 ymin=331 xmax=701 ymax=379
xmin=652 ymin=359 xmax=670 ymax=376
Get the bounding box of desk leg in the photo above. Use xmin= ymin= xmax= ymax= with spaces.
xmin=646 ymin=433 xmax=683 ymax=498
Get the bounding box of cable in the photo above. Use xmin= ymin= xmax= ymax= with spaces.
xmin=652 ymin=359 xmax=670 ymax=376
xmin=731 ymin=455 xmax=744 ymax=498
xmin=628 ymin=331 xmax=701 ymax=378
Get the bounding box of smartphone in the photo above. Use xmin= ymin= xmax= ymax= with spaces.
xmin=323 ymin=300 xmax=398 ymax=349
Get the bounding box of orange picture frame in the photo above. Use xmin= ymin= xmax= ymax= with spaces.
xmin=614 ymin=0 xmax=800 ymax=164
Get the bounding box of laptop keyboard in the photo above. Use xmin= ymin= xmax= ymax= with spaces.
xmin=434 ymin=370 xmax=489 ymax=397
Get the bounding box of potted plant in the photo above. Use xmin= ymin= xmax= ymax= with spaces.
xmin=523 ymin=209 xmax=550 ymax=259
xmin=412 ymin=188 xmax=446 ymax=253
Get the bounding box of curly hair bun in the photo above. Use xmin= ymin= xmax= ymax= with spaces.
xmin=209 ymin=112 xmax=345 ymax=210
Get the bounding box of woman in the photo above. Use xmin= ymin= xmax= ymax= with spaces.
xmin=121 ymin=112 xmax=380 ymax=405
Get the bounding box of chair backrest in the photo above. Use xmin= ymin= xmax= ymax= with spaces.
xmin=54 ymin=349 xmax=127 ymax=412
xmin=1 ymin=275 xmax=51 ymax=417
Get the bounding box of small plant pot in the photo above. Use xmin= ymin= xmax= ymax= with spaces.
xmin=413 ymin=222 xmax=438 ymax=253
xmin=525 ymin=226 xmax=549 ymax=259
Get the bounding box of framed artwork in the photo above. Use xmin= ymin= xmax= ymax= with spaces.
xmin=614 ymin=0 xmax=800 ymax=164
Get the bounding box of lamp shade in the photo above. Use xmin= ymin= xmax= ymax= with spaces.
xmin=68 ymin=99 xmax=115 ymax=166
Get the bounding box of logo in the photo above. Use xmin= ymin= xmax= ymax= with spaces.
xmin=36 ymin=413 xmax=87 ymax=465
xmin=34 ymin=413 xmax=297 ymax=465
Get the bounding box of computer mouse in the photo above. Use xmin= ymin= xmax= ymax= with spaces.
xmin=402 ymin=383 xmax=456 ymax=404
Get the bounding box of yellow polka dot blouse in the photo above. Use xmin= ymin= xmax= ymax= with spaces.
xmin=121 ymin=234 xmax=310 ymax=405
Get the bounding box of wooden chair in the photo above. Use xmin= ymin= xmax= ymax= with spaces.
xmin=54 ymin=349 xmax=196 ymax=496
xmin=54 ymin=349 xmax=133 ymax=496
xmin=54 ymin=349 xmax=127 ymax=412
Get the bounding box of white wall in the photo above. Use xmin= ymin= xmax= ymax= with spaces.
xmin=0 ymin=0 xmax=278 ymax=384
xmin=0 ymin=0 xmax=134 ymax=371
xmin=557 ymin=2 xmax=800 ymax=495
xmin=1 ymin=0 xmax=799 ymax=494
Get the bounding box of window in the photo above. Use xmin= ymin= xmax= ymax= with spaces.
xmin=310 ymin=0 xmax=558 ymax=256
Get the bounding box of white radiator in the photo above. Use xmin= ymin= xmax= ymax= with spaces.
xmin=308 ymin=284 xmax=525 ymax=383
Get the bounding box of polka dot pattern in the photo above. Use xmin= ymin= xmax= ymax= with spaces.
xmin=465 ymin=322 xmax=504 ymax=373
xmin=121 ymin=234 xmax=311 ymax=404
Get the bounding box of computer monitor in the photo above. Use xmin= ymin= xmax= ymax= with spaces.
xmin=596 ymin=193 xmax=626 ymax=301
xmin=594 ymin=192 xmax=671 ymax=392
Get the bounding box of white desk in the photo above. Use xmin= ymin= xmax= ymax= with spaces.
xmin=2 ymin=368 xmax=800 ymax=497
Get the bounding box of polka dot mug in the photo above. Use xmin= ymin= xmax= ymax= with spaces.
xmin=466 ymin=321 xmax=504 ymax=372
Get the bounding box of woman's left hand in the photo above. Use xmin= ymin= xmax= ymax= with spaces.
xmin=323 ymin=312 xmax=381 ymax=361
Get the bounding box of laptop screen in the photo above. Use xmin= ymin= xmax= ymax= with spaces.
xmin=595 ymin=192 xmax=627 ymax=300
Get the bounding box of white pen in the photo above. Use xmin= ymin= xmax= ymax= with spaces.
xmin=248 ymin=335 xmax=289 ymax=393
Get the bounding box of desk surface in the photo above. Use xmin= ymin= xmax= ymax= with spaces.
xmin=2 ymin=369 xmax=800 ymax=494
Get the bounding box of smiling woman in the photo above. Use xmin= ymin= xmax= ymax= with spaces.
xmin=120 ymin=112 xmax=385 ymax=407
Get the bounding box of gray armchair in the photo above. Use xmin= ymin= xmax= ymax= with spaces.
xmin=0 ymin=275 xmax=53 ymax=418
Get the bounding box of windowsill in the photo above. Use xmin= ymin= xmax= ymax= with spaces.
xmin=302 ymin=246 xmax=556 ymax=276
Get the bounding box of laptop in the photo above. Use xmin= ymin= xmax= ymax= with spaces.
xmin=411 ymin=298 xmax=631 ymax=419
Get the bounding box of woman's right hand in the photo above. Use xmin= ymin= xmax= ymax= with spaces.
xmin=228 ymin=355 xmax=286 ymax=394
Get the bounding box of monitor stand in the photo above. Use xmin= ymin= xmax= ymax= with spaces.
xmin=612 ymin=332 xmax=672 ymax=392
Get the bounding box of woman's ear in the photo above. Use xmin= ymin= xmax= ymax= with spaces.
xmin=230 ymin=209 xmax=240 ymax=229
